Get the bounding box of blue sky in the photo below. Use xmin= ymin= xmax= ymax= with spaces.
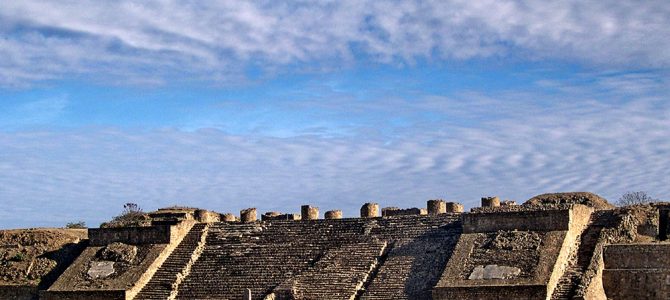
xmin=1 ymin=1 xmax=669 ymax=228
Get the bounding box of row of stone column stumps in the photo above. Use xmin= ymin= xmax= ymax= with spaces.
xmin=233 ymin=199 xmax=470 ymax=223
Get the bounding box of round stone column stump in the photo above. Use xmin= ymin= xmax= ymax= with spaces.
xmin=360 ymin=203 xmax=380 ymax=218
xmin=481 ymin=196 xmax=501 ymax=207
xmin=427 ymin=199 xmax=446 ymax=215
xmin=301 ymin=205 xmax=319 ymax=220
xmin=325 ymin=210 xmax=343 ymax=219
xmin=240 ymin=208 xmax=257 ymax=223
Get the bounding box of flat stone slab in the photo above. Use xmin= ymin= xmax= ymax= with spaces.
xmin=87 ymin=261 xmax=115 ymax=279
xmin=468 ymin=264 xmax=521 ymax=280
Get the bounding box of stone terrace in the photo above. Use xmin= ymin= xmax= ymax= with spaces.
xmin=172 ymin=214 xmax=461 ymax=300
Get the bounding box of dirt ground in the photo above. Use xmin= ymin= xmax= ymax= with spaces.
xmin=0 ymin=228 xmax=87 ymax=287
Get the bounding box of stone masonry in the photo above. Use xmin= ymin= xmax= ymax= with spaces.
xmin=240 ymin=208 xmax=257 ymax=223
xmin=360 ymin=203 xmax=379 ymax=218
xmin=15 ymin=193 xmax=669 ymax=300
xmin=301 ymin=205 xmax=319 ymax=220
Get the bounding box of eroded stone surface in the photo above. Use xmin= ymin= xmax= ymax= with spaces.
xmin=99 ymin=242 xmax=137 ymax=263
xmin=490 ymin=231 xmax=541 ymax=251
xmin=87 ymin=261 xmax=114 ymax=279
xmin=468 ymin=264 xmax=521 ymax=280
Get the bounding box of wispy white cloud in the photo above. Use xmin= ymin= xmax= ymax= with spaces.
xmin=0 ymin=72 xmax=667 ymax=228
xmin=0 ymin=1 xmax=668 ymax=86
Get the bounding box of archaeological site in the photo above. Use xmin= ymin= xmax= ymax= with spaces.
xmin=1 ymin=192 xmax=668 ymax=299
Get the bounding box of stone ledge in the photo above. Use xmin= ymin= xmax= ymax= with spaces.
xmin=604 ymin=243 xmax=670 ymax=269
xmin=41 ymin=290 xmax=126 ymax=300
xmin=462 ymin=209 xmax=571 ymax=233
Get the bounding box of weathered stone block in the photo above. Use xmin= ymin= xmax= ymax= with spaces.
xmin=604 ymin=243 xmax=670 ymax=269
xmin=87 ymin=261 xmax=114 ymax=279
xmin=324 ymin=210 xmax=342 ymax=219
xmin=240 ymin=208 xmax=257 ymax=223
xmin=603 ymin=269 xmax=670 ymax=299
xmin=445 ymin=202 xmax=464 ymax=213
xmin=360 ymin=203 xmax=379 ymax=218
xmin=88 ymin=226 xmax=172 ymax=246
xmin=301 ymin=205 xmax=319 ymax=220
xmin=468 ymin=265 xmax=521 ymax=280
xmin=98 ymin=242 xmax=137 ymax=263
xmin=481 ymin=196 xmax=500 ymax=208
xmin=261 ymin=211 xmax=281 ymax=221
xmin=382 ymin=207 xmax=422 ymax=217
xmin=462 ymin=209 xmax=570 ymax=233
xmin=428 ymin=199 xmax=446 ymax=214
xmin=221 ymin=213 xmax=237 ymax=222
xmin=194 ymin=209 xmax=220 ymax=223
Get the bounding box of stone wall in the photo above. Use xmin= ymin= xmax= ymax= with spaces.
xmin=433 ymin=285 xmax=546 ymax=300
xmin=40 ymin=290 xmax=126 ymax=300
xmin=382 ymin=207 xmax=423 ymax=217
xmin=463 ymin=209 xmax=571 ymax=233
xmin=603 ymin=243 xmax=670 ymax=269
xmin=470 ymin=203 xmax=575 ymax=213
xmin=88 ymin=220 xmax=193 ymax=246
xmin=603 ymin=243 xmax=670 ymax=299
xmin=88 ymin=226 xmax=172 ymax=246
xmin=0 ymin=285 xmax=37 ymax=300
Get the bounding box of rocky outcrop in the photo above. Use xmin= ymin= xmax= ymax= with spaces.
xmin=524 ymin=192 xmax=614 ymax=210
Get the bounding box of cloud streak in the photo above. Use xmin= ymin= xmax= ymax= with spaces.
xmin=0 ymin=72 xmax=668 ymax=228
xmin=1 ymin=1 xmax=669 ymax=86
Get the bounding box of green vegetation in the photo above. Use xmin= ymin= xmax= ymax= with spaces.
xmin=65 ymin=221 xmax=87 ymax=229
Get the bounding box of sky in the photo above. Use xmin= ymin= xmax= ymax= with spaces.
xmin=1 ymin=1 xmax=669 ymax=228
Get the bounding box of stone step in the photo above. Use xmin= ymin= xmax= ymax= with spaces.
xmin=134 ymin=223 xmax=208 ymax=300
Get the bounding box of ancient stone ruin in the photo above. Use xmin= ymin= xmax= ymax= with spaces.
xmin=324 ymin=210 xmax=342 ymax=220
xmin=240 ymin=208 xmax=257 ymax=223
xmin=1 ymin=192 xmax=668 ymax=299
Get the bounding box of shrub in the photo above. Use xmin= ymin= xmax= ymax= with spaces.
xmin=100 ymin=202 xmax=150 ymax=228
xmin=65 ymin=221 xmax=87 ymax=229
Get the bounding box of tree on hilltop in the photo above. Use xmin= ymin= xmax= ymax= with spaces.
xmin=616 ymin=191 xmax=657 ymax=206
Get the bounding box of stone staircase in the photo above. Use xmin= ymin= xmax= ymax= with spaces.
xmin=551 ymin=211 xmax=609 ymax=300
xmin=270 ymin=241 xmax=389 ymax=299
xmin=173 ymin=215 xmax=461 ymax=300
xmin=135 ymin=223 xmax=208 ymax=300
xmin=360 ymin=218 xmax=460 ymax=300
